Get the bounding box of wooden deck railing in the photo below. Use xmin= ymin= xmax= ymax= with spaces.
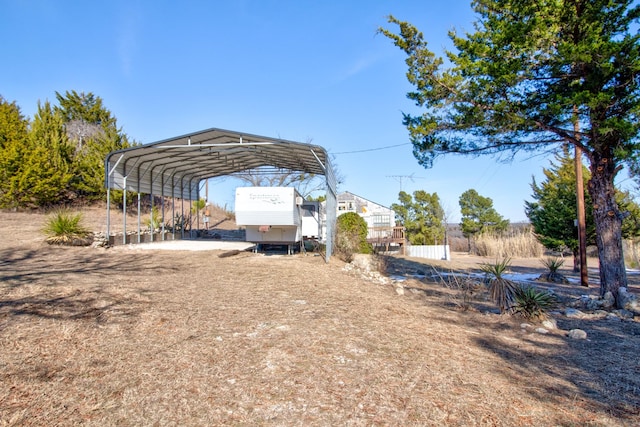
xmin=366 ymin=226 xmax=405 ymax=244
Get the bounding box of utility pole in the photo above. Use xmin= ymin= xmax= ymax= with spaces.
xmin=574 ymin=106 xmax=589 ymax=287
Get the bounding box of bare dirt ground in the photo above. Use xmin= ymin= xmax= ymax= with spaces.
xmin=1 ymin=207 xmax=639 ymax=426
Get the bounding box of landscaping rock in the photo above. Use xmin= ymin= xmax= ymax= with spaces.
xmin=535 ymin=328 xmax=549 ymax=334
xmin=567 ymin=329 xmax=587 ymax=340
xmin=602 ymin=291 xmax=615 ymax=309
xmin=578 ymin=295 xmax=605 ymax=310
xmin=350 ymin=254 xmax=380 ymax=272
xmin=606 ymin=313 xmax=622 ymax=321
xmin=565 ymin=308 xmax=585 ymax=319
xmin=537 ymin=272 xmax=569 ymax=284
xmin=618 ymin=287 xmax=640 ymax=314
xmin=542 ymin=318 xmax=557 ymax=330
xmin=613 ymin=309 xmax=635 ymax=320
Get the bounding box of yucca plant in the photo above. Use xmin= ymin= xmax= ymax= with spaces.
xmin=539 ymin=257 xmax=567 ymax=283
xmin=480 ymin=258 xmax=518 ymax=314
xmin=541 ymin=257 xmax=564 ymax=272
xmin=43 ymin=210 xmax=92 ymax=246
xmin=512 ymin=286 xmax=557 ymax=320
xmin=145 ymin=206 xmax=161 ymax=231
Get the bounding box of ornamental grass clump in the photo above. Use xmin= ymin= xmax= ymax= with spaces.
xmin=43 ymin=210 xmax=92 ymax=246
xmin=512 ymin=286 xmax=557 ymax=320
xmin=480 ymin=258 xmax=518 ymax=314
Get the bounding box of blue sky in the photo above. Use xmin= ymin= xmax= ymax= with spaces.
xmin=1 ymin=0 xmax=588 ymax=222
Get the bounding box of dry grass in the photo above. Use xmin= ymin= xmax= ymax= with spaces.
xmin=624 ymin=238 xmax=640 ymax=269
xmin=447 ymin=225 xmax=545 ymax=258
xmin=474 ymin=228 xmax=545 ymax=258
xmin=1 ymin=209 xmax=639 ymax=426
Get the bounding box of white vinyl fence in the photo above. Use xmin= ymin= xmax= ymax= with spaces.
xmin=406 ymin=245 xmax=450 ymax=261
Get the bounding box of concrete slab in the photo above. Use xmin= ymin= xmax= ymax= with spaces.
xmin=125 ymin=240 xmax=255 ymax=251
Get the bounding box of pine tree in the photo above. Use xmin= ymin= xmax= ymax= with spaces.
xmin=459 ymin=189 xmax=509 ymax=239
xmin=391 ymin=190 xmax=445 ymax=245
xmin=526 ymin=147 xmax=595 ymax=271
xmin=0 ymin=96 xmax=29 ymax=208
xmin=527 ymin=147 xmax=640 ymax=271
xmin=15 ymin=101 xmax=74 ymax=207
xmin=54 ymin=90 xmax=133 ymax=200
xmin=381 ymin=0 xmax=640 ymax=302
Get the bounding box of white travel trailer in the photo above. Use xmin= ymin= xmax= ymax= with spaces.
xmin=235 ymin=187 xmax=320 ymax=253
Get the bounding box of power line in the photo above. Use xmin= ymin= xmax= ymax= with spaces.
xmin=333 ymin=142 xmax=411 ymax=155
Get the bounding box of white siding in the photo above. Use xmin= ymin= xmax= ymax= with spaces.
xmin=235 ymin=187 xmax=301 ymax=226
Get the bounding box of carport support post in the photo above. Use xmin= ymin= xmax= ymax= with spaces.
xmin=122 ymin=176 xmax=127 ymax=245
xmin=137 ymin=193 xmax=142 ymax=244
xmin=106 ymin=186 xmax=111 ymax=239
xmin=180 ymin=177 xmax=185 ymax=240
xmin=161 ymin=175 xmax=166 ymax=241
xmin=172 ymin=176 xmax=176 ymax=240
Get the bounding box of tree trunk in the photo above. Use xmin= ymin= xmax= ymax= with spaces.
xmin=572 ymin=248 xmax=579 ymax=273
xmin=587 ymin=155 xmax=627 ymax=305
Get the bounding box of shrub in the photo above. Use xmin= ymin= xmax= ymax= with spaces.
xmin=335 ymin=212 xmax=371 ymax=262
xmin=435 ymin=270 xmax=480 ymax=311
xmin=43 ymin=210 xmax=92 ymax=246
xmin=512 ymin=286 xmax=557 ymax=320
xmin=480 ymin=258 xmax=518 ymax=314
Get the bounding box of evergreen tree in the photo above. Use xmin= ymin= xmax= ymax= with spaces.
xmin=16 ymin=101 xmax=74 ymax=207
xmin=391 ymin=190 xmax=445 ymax=245
xmin=0 ymin=96 xmax=29 ymax=208
xmin=380 ymin=1 xmax=640 ymax=302
xmin=525 ymin=147 xmax=595 ymax=270
xmin=459 ymin=189 xmax=509 ymax=241
xmin=527 ymin=148 xmax=640 ymax=270
xmin=54 ymin=90 xmax=133 ymax=199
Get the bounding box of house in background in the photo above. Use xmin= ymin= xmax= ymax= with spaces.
xmin=335 ymin=191 xmax=405 ymax=251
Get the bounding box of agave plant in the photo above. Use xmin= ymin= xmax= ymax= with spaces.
xmin=512 ymin=286 xmax=557 ymax=320
xmin=480 ymin=258 xmax=518 ymax=314
xmin=43 ymin=210 xmax=92 ymax=246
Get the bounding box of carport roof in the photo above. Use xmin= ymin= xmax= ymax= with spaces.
xmin=105 ymin=127 xmax=337 ymax=199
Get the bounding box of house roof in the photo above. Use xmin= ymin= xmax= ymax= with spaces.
xmin=105 ymin=127 xmax=337 ymax=199
xmin=337 ymin=191 xmax=394 ymax=210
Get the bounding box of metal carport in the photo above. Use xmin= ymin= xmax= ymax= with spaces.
xmin=104 ymin=127 xmax=337 ymax=260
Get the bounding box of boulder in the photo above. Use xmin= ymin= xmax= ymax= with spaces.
xmin=606 ymin=313 xmax=622 ymax=321
xmin=565 ymin=308 xmax=585 ymax=319
xmin=612 ymin=309 xmax=635 ymax=320
xmin=602 ymin=291 xmax=615 ymax=309
xmin=618 ymin=287 xmax=640 ymax=314
xmin=541 ymin=318 xmax=558 ymax=330
xmin=567 ymin=329 xmax=587 ymax=340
